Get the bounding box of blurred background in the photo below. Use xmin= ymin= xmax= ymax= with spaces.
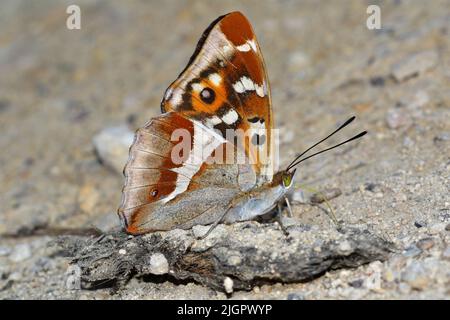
xmin=0 ymin=0 xmax=449 ymax=299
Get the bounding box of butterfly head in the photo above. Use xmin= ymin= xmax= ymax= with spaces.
xmin=271 ymin=169 xmax=296 ymax=191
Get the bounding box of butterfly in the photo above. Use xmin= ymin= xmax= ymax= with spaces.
xmin=118 ymin=12 xmax=366 ymax=236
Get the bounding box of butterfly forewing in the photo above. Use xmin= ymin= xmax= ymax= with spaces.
xmin=161 ymin=12 xmax=274 ymax=182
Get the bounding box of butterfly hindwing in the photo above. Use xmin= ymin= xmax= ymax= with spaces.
xmin=119 ymin=112 xmax=256 ymax=234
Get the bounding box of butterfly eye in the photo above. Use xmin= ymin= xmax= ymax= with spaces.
xmin=282 ymin=175 xmax=292 ymax=188
xmin=151 ymin=189 xmax=158 ymax=197
xmin=200 ymin=87 xmax=215 ymax=104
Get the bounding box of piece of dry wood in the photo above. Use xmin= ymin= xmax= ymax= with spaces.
xmin=55 ymin=222 xmax=394 ymax=292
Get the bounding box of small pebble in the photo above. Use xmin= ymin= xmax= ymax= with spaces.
xmin=338 ymin=240 xmax=352 ymax=254
xmin=364 ymin=182 xmax=380 ymax=192
xmin=118 ymin=249 xmax=126 ymax=255
xmin=287 ymin=293 xmax=304 ymax=300
xmin=224 ymin=277 xmax=234 ymax=294
xmin=348 ymin=279 xmax=364 ymax=288
xmin=192 ymin=225 xmax=210 ymax=239
xmin=227 ymin=255 xmax=242 ymax=266
xmin=149 ymin=253 xmax=169 ymax=275
xmin=414 ymin=221 xmax=426 ymax=228
xmin=66 ymin=273 xmax=81 ymax=290
xmin=416 ymin=238 xmax=434 ymax=251
xmin=92 ymin=125 xmax=134 ymax=174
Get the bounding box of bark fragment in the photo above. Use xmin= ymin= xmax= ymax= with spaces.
xmin=56 ymin=222 xmax=394 ymax=292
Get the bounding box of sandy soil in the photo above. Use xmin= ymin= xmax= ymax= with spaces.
xmin=0 ymin=0 xmax=449 ymax=299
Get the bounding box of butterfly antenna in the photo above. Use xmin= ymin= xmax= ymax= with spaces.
xmin=286 ymin=116 xmax=356 ymax=170
xmin=288 ymin=131 xmax=367 ymax=169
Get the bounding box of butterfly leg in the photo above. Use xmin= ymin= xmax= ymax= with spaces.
xmin=284 ymin=196 xmax=293 ymax=218
xmin=276 ymin=202 xmax=290 ymax=236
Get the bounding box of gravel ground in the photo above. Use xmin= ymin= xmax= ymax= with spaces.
xmin=0 ymin=0 xmax=449 ymax=299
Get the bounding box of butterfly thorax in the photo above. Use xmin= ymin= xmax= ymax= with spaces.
xmin=223 ymin=170 xmax=294 ymax=223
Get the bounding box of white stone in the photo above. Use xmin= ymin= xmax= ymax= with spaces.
xmin=192 ymin=225 xmax=210 ymax=238
xmin=93 ymin=125 xmax=134 ymax=174
xmin=149 ymin=253 xmax=169 ymax=275
xmin=224 ymin=276 xmax=234 ymax=294
xmin=228 ymin=255 xmax=242 ymax=266
xmin=338 ymin=240 xmax=352 ymax=254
